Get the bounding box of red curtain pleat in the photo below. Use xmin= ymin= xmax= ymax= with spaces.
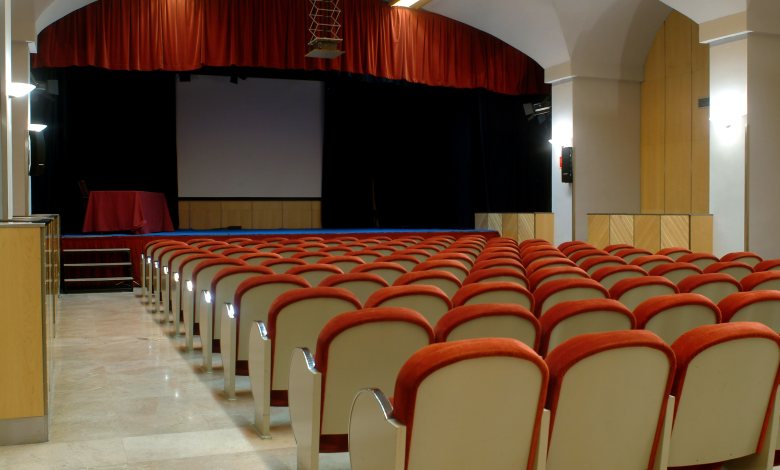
xmin=32 ymin=0 xmax=549 ymax=95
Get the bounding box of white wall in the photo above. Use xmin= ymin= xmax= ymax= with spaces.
xmin=551 ymin=80 xmax=573 ymax=243
xmin=176 ymin=74 xmax=323 ymax=198
xmin=709 ymin=38 xmax=747 ymax=256
xmin=571 ymin=77 xmax=641 ymax=239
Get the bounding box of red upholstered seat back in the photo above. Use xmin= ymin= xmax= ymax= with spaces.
xmin=451 ymin=281 xmax=534 ymax=310
xmin=539 ymin=298 xmax=634 ymax=355
xmin=740 ymin=270 xmax=780 ymax=291
xmin=434 ymin=304 xmax=540 ymax=348
xmin=532 ymin=278 xmax=609 ymax=317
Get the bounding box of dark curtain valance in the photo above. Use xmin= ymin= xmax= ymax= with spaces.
xmin=32 ymin=0 xmax=549 ymax=95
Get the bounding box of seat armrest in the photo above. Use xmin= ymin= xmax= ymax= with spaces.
xmin=289 ymin=347 xmax=322 ymax=470
xmin=221 ymin=303 xmax=237 ymax=399
xmin=249 ymin=321 xmax=272 ymax=438
xmin=653 ymin=395 xmax=674 ymax=470
xmin=349 ymin=388 xmax=405 ymax=470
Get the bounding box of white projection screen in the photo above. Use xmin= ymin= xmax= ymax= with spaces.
xmin=176 ymin=74 xmax=323 ymax=198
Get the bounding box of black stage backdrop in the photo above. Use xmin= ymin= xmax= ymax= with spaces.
xmin=31 ymin=67 xmax=549 ymax=233
xmin=322 ymin=78 xmax=551 ymax=228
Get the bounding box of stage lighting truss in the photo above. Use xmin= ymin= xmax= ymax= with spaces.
xmin=306 ymin=0 xmax=345 ymax=59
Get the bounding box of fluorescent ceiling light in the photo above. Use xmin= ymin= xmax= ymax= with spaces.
xmin=28 ymin=124 xmax=47 ymax=132
xmin=392 ymin=0 xmax=420 ymax=7
xmin=7 ymin=82 xmax=36 ymax=97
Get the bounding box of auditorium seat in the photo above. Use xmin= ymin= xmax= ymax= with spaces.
xmin=527 ymin=266 xmax=590 ymax=291
xmin=603 ymin=243 xmax=634 ymax=255
xmin=248 ymin=287 xmax=361 ymax=437
xmin=719 ymin=290 xmax=780 ymax=332
xmin=648 ymin=261 xmax=702 ymax=284
xmin=664 ymin=323 xmax=780 ymax=469
xmin=568 ymin=248 xmax=609 ymax=266
xmin=348 ymin=338 xmax=548 ymax=470
xmin=200 ymin=265 xmax=274 ymax=372
xmin=578 ymin=255 xmax=626 ymax=276
xmin=291 ymin=251 xmax=328 ymax=264
xmin=203 ymin=242 xmax=232 ymax=253
xmin=299 ymin=242 xmax=328 ymax=253
xmin=525 ymin=257 xmax=577 ymax=276
xmin=208 ymin=245 xmax=234 ymax=255
xmin=319 ymin=272 xmax=389 ymax=304
xmin=479 ymin=247 xmax=521 ymax=259
xmin=630 ymin=254 xmax=675 ymax=272
xmin=225 ymin=237 xmax=252 ymax=244
xmin=348 ymin=250 xmax=384 ymax=263
xmin=221 ymin=247 xmax=259 ymax=259
xmin=188 ymin=257 xmax=246 ymax=351
xmin=741 ymin=270 xmax=780 ymax=291
xmin=412 ymin=259 xmax=469 ymax=283
xmin=434 ymin=304 xmax=539 ymax=349
xmin=609 ymin=276 xmax=679 ymax=311
xmin=374 ymin=254 xmax=419 ymax=271
xmin=320 ymin=246 xmax=353 ymax=256
xmin=166 ymin=249 xmax=210 ymax=334
xmin=703 ymin=260 xmax=754 ymax=281
xmin=396 ymin=248 xmax=431 ymax=262
xmin=721 ymin=251 xmax=763 ymax=267
xmin=656 ymin=247 xmax=692 ymax=260
xmin=370 ymin=245 xmax=398 ymax=257
xmin=142 ymin=240 xmax=184 ymax=302
xmin=320 ymin=255 xmax=366 ymax=273
xmin=591 ymin=264 xmax=647 ymax=290
xmin=154 ymin=244 xmax=194 ymax=316
xmin=559 ymin=241 xmax=594 ymax=256
xmin=533 ymin=278 xmax=609 ymax=318
xmin=289 ymin=307 xmax=433 ymax=470
xmin=518 ymin=243 xmax=558 ymax=259
xmin=539 ymin=298 xmax=634 ymax=356
xmin=452 ymin=282 xmax=534 ymax=311
xmin=393 ymin=270 xmax=462 ymax=299
xmin=462 ymin=267 xmax=529 ymax=289
xmin=220 ymin=274 xmax=310 ymax=399
xmin=364 ymin=285 xmax=452 ymax=326
xmin=544 ymin=330 xmax=675 ymax=470
xmin=428 ymin=252 xmax=473 ymax=269
xmin=519 ymin=238 xmax=552 ymax=250
xmin=237 ymin=252 xmax=282 ymax=266
xmin=261 ymin=257 xmax=307 ymax=274
xmin=410 ymin=244 xmax=440 ymax=256
xmin=148 ymin=241 xmax=189 ymax=307
xmin=614 ymin=247 xmax=653 ymax=263
xmin=351 ymin=262 xmax=408 ymax=284
xmin=677 ymin=252 xmax=720 ymax=270
xmin=176 ymin=253 xmax=220 ymax=338
xmin=522 ymin=249 xmax=567 ymax=266
xmin=255 ymin=242 xmax=284 ymax=253
xmin=633 ymin=293 xmax=721 ymax=344
xmin=677 ymin=272 xmax=742 ymax=305
xmin=471 ymin=257 xmax=525 ymax=274
xmin=286 ymin=263 xmax=344 ymax=287
xmin=755 ymin=259 xmax=780 ymax=272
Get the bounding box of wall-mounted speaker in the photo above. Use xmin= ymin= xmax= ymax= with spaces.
xmin=28 ymin=131 xmax=46 ymax=176
xmin=561 ymin=146 xmax=573 ymax=183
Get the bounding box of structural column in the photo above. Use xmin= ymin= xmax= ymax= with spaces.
xmin=11 ymin=0 xmax=35 ymax=216
xmin=0 ymin=0 xmax=11 ymax=219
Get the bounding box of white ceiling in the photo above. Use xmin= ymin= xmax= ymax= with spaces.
xmin=31 ymin=0 xmax=747 ymax=82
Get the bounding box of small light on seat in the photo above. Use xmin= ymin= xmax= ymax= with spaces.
xmin=203 ymin=291 xmax=212 ymax=304
xmin=226 ymin=304 xmax=235 ymax=319
xmin=174 ymin=272 xmax=180 ymax=283
xmin=186 ymin=280 xmax=193 ymax=292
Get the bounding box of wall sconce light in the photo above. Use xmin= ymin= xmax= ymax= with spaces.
xmin=7 ymin=82 xmax=36 ymax=98
xmin=28 ymin=124 xmax=47 ymax=132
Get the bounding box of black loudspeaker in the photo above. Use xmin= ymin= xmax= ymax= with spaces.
xmin=561 ymin=146 xmax=573 ymax=183
xmin=28 ymin=131 xmax=46 ymax=176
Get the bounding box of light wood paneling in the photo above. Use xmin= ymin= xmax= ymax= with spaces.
xmin=474 ymin=213 xmax=489 ymax=230
xmin=634 ymin=215 xmax=661 ymax=253
xmin=517 ymin=214 xmax=535 ymax=242
xmin=487 ymin=214 xmax=503 ymax=235
xmin=311 ymin=201 xmax=322 ymax=229
xmin=690 ymin=215 xmax=713 ymax=253
xmin=188 ymin=201 xmax=222 ymax=230
xmin=610 ymin=215 xmax=634 ymax=246
xmin=178 ymin=201 xmax=190 ymax=230
xmin=252 ymin=201 xmax=283 ymax=228
xmin=282 ymin=201 xmax=312 ymax=229
xmin=221 ymin=201 xmax=252 ymax=229
xmin=502 ymin=213 xmax=519 ymax=241
xmin=535 ymin=213 xmax=555 ymax=243
xmin=661 ymin=215 xmax=690 ymax=248
xmin=664 ymin=58 xmax=692 ymax=213
xmin=588 ymin=214 xmax=610 ymax=248
xmin=641 ymin=29 xmax=666 ymax=213
xmin=0 ymin=227 xmax=44 ymax=418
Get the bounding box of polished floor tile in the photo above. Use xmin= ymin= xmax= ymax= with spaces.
xmin=0 ymin=290 xmax=349 ymax=469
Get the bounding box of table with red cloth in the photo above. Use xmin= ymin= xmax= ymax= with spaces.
xmin=82 ymin=191 xmax=174 ymax=234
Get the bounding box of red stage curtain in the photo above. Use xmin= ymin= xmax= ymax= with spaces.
xmin=33 ymin=0 xmax=548 ymax=95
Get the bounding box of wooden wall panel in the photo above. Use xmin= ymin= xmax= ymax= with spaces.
xmin=311 ymin=201 xmax=322 ymax=229
xmin=502 ymin=213 xmax=519 ymax=241
xmin=690 ymin=215 xmax=713 ymax=253
xmin=178 ymin=201 xmax=190 ymax=229
xmin=282 ymin=201 xmax=312 ymax=229
xmin=0 ymin=227 xmax=44 ymax=418
xmin=610 ymin=215 xmax=634 ymax=246
xmin=487 ymin=214 xmax=502 ymax=235
xmin=188 ymin=201 xmax=221 ymax=230
xmin=221 ymin=201 xmax=252 ymax=229
xmin=661 ymin=215 xmax=690 ymax=248
xmin=641 ymin=29 xmax=666 ymax=213
xmin=474 ymin=213 xmax=488 ymax=230
xmin=691 ymin=23 xmax=710 ymax=213
xmin=252 ymin=201 xmax=283 ymax=228
xmin=588 ymin=214 xmax=610 ymax=248
xmin=535 ymin=213 xmax=555 ymax=243
xmin=517 ymin=214 xmax=535 ymax=242
xmin=634 ymin=215 xmax=661 ymax=253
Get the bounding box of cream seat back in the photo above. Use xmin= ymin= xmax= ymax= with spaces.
xmin=349 ymin=338 xmax=549 ymax=470
xmin=462 ymin=267 xmax=529 ymax=290
xmin=187 ymin=258 xmax=245 ymax=351
xmin=365 ymin=285 xmax=451 ymax=326
xmin=533 ymin=278 xmax=608 ymax=318
xmin=633 ymin=293 xmax=721 ymax=344
xmin=539 ymin=298 xmax=634 ymax=356
xmin=608 ymin=275 xmax=678 ymax=311
xmin=452 ymin=281 xmax=534 ymax=311
xmin=319 ymin=272 xmax=389 ymax=304
xmin=286 ymin=263 xmax=343 ymax=286
xmin=393 ymin=270 xmax=462 ymax=299
xmin=648 ymin=261 xmax=702 ymax=284
xmin=677 ymin=272 xmax=742 ymax=305
xmin=351 ymin=262 xmax=407 ymax=284
xmin=591 ymin=265 xmax=646 ymax=290
xmin=434 ymin=304 xmax=539 ymax=350
xmin=719 ymin=290 xmax=780 ymax=332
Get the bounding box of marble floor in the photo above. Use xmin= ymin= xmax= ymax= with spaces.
xmin=0 ymin=290 xmax=350 ymax=469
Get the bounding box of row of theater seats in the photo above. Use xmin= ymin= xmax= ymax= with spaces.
xmin=138 ymin=235 xmax=780 ymax=469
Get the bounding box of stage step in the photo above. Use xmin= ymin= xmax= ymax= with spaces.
xmin=61 ymin=248 xmax=134 ymax=293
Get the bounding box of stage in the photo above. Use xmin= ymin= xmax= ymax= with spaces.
xmin=62 ymin=228 xmax=499 ymax=285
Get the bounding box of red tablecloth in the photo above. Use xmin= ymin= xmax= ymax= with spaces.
xmin=82 ymin=191 xmax=174 ymax=234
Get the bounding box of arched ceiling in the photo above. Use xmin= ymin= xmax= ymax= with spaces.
xmin=33 ymin=0 xmax=747 ymax=83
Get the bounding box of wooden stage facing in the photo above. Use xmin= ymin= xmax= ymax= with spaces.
xmin=62 ymin=228 xmax=499 ymax=287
